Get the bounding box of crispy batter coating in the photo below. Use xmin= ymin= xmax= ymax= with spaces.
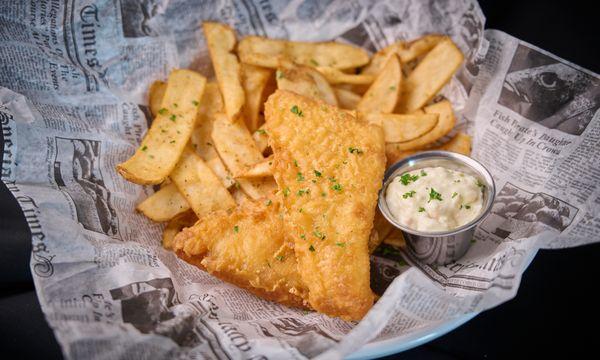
xmin=265 ymin=90 xmax=386 ymax=320
xmin=173 ymin=200 xmax=308 ymax=308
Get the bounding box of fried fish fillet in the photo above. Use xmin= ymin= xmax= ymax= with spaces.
xmin=173 ymin=199 xmax=309 ymax=308
xmin=265 ymin=90 xmax=386 ymax=320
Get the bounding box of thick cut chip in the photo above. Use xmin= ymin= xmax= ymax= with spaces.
xmin=386 ymin=100 xmax=456 ymax=152
xmin=316 ymin=66 xmax=374 ymax=85
xmin=398 ymin=38 xmax=464 ymax=113
xmin=136 ymin=183 xmax=190 ymax=222
xmin=170 ymin=148 xmax=236 ymax=218
xmin=383 ymin=229 xmax=406 ymax=249
xmin=252 ymin=125 xmax=270 ymax=154
xmin=356 ymin=55 xmax=402 ymax=114
xmin=174 ymin=200 xmax=309 ymax=308
xmin=334 ymin=87 xmax=361 ymax=110
xmin=212 ymin=114 xmax=271 ymax=199
xmin=237 ymin=156 xmax=273 ymax=178
xmin=361 ymin=113 xmax=439 ymax=143
xmin=276 ymin=63 xmax=338 ymax=106
xmin=385 ymin=131 xmax=471 ymax=165
xmin=241 ymin=64 xmax=273 ymax=132
xmin=117 ymin=69 xmax=206 ymax=185
xmin=238 ymin=36 xmax=369 ymax=70
xmin=163 ymin=211 xmax=197 ymax=250
xmin=237 ymin=177 xmax=278 ymax=200
xmin=265 ymin=90 xmax=386 ymax=320
xmin=148 ymin=80 xmax=166 ymax=117
xmin=368 ymin=210 xmax=395 ymax=253
xmin=203 ymin=22 xmax=245 ymax=122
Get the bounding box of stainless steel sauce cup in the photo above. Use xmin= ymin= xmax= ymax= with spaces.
xmin=378 ymin=151 xmax=496 ymax=265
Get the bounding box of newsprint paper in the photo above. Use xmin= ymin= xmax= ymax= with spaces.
xmin=1 ymin=0 xmax=599 ymax=359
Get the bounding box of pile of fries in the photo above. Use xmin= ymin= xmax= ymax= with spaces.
xmin=117 ymin=22 xmax=470 ymax=320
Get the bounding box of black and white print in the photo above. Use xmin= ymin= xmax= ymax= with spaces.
xmin=498 ymin=44 xmax=600 ymax=135
xmin=481 ymin=183 xmax=577 ymax=239
xmin=119 ymin=0 xmax=168 ymax=37
xmin=53 ymin=137 xmax=118 ymax=237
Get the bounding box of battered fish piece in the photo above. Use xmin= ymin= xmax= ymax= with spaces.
xmin=173 ymin=199 xmax=308 ymax=308
xmin=265 ymin=90 xmax=386 ymax=320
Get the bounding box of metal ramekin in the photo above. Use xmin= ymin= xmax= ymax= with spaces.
xmin=378 ymin=151 xmax=496 ymax=265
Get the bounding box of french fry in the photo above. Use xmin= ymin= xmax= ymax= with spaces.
xmin=212 ymin=114 xmax=270 ymax=199
xmin=383 ymin=228 xmax=406 ymax=248
xmin=368 ymin=210 xmax=394 ymax=253
xmin=241 ymin=64 xmax=273 ymax=132
xmin=334 ymin=87 xmax=361 ymax=110
xmin=136 ymin=183 xmax=190 ymax=222
xmin=148 ymin=80 xmax=166 ymax=117
xmin=316 ymin=66 xmax=374 ymax=85
xmin=438 ymin=132 xmax=472 ymax=155
xmin=361 ymin=113 xmax=439 ymax=143
xmin=237 ymin=156 xmax=273 ymax=178
xmin=170 ymin=147 xmax=236 ymax=218
xmin=163 ymin=211 xmax=197 ymax=250
xmin=237 ymin=177 xmax=278 ymax=200
xmin=276 ymin=63 xmax=338 ymax=106
xmin=252 ymin=126 xmax=269 ymax=154
xmin=238 ymin=36 xmax=369 ymax=70
xmin=117 ymin=69 xmax=206 ymax=185
xmin=203 ymin=22 xmax=244 ymax=122
xmin=398 ymin=38 xmax=464 ymax=113
xmin=386 ymin=99 xmax=456 ymax=152
xmin=356 ymin=54 xmax=402 ymax=114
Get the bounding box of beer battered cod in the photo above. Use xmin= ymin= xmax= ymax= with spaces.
xmin=265 ymin=90 xmax=386 ymax=320
xmin=173 ymin=199 xmax=309 ymax=308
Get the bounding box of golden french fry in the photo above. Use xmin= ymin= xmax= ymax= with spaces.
xmin=237 ymin=156 xmax=273 ymax=178
xmin=170 ymin=148 xmax=236 ymax=218
xmin=276 ymin=63 xmax=338 ymax=106
xmin=252 ymin=125 xmax=269 ymax=154
xmin=136 ymin=183 xmax=190 ymax=222
xmin=368 ymin=210 xmax=395 ymax=253
xmin=203 ymin=22 xmax=244 ymax=122
xmin=163 ymin=211 xmax=197 ymax=250
xmin=361 ymin=113 xmax=439 ymax=143
xmin=386 ymin=99 xmax=456 ymax=152
xmin=237 ymin=177 xmax=278 ymax=200
xmin=438 ymin=132 xmax=472 ymax=155
xmin=206 ymin=157 xmax=235 ymax=188
xmin=149 ymin=80 xmax=166 ymax=117
xmin=211 ymin=114 xmax=269 ymax=199
xmin=241 ymin=64 xmax=273 ymax=132
xmin=334 ymin=87 xmax=361 ymax=110
xmin=230 ymin=186 xmax=251 ymax=205
xmin=356 ymin=54 xmax=401 ymax=113
xmin=383 ymin=229 xmax=406 ymax=248
xmin=117 ymin=69 xmax=206 ymax=185
xmin=316 ymin=66 xmax=374 ymax=85
xmin=398 ymin=38 xmax=464 ymax=113
xmin=238 ymin=36 xmax=369 ymax=70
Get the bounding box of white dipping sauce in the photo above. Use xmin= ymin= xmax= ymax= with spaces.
xmin=385 ymin=166 xmax=484 ymax=232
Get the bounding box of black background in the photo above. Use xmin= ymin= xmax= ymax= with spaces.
xmin=1 ymin=1 xmax=599 ymax=358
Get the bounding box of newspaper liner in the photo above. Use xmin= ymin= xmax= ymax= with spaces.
xmin=1 ymin=0 xmax=599 ymax=358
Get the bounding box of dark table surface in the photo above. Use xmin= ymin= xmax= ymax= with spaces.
xmin=1 ymin=1 xmax=599 ymax=358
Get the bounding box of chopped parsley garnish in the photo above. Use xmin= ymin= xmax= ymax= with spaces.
xmin=428 ymin=188 xmax=443 ymax=202
xmin=296 ymin=172 xmax=304 ymax=181
xmin=291 ymin=105 xmax=304 ymax=117
xmin=192 ymin=100 xmax=199 ymax=106
xmin=309 ymin=244 xmax=315 ymax=252
xmin=454 ymin=179 xmax=461 ymax=183
xmin=399 ymin=173 xmax=419 ymax=185
xmin=265 ymin=199 xmax=272 ymax=206
xmin=321 ymin=192 xmax=327 ymax=197
xmin=158 ymin=108 xmax=168 ymax=115
xmin=233 ymin=225 xmax=239 ymax=233
xmin=297 ymin=188 xmax=310 ymax=196
xmin=283 ymin=187 xmax=290 ymax=197
xmin=276 ymin=255 xmax=285 ymax=261
xmin=293 ymin=159 xmax=299 ymax=167
xmin=161 ymin=129 xmax=167 ymax=133
xmin=403 ymin=190 xmax=416 ymax=199
xmin=476 ymin=179 xmax=486 ymax=191
xmin=314 ymin=170 xmax=322 ymax=177
xmin=169 ymin=114 xmax=177 ymax=122
xmin=313 ymin=229 xmax=325 ymax=240
xmin=173 ymin=103 xmax=178 ymax=108
xmin=148 ymin=155 xmax=154 ymax=159
xmin=331 ymin=183 xmax=342 ymax=192
xmin=418 ymin=207 xmax=426 ymax=212
xmin=452 ymin=192 xmax=458 ymax=198
xmin=464 ymin=204 xmax=471 ymax=209
xmin=348 ymin=147 xmax=363 ymax=154
xmin=300 ymin=234 xmax=306 ymax=240
xmin=420 ymin=170 xmax=427 ymax=177
xmin=256 ymin=128 xmax=267 ymax=135
xmin=328 ymin=176 xmax=336 ymax=182
xmin=389 ymin=86 xmax=396 ymax=91
xmin=310 ymin=59 xmax=319 ymax=66
xmin=276 ymin=70 xmax=284 ymax=79
xmin=141 ymin=145 xmax=148 ymax=151
xmin=299 ymin=208 xmax=303 ymax=213
xmin=170 ymin=140 xmax=176 ymax=144
xmin=336 ymin=242 xmax=346 ymax=247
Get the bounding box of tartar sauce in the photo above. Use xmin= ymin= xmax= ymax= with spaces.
xmin=385 ymin=167 xmax=484 ymax=232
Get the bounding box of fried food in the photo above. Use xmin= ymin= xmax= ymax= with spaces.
xmin=163 ymin=211 xmax=197 ymax=250
xmin=241 ymin=63 xmax=273 ymax=132
xmin=136 ymin=183 xmax=190 ymax=222
xmin=237 ymin=156 xmax=273 ymax=178
xmin=148 ymin=80 xmax=166 ymax=117
xmin=356 ymin=54 xmax=402 ymax=114
xmin=174 ymin=199 xmax=309 ymax=308
xmin=265 ymin=90 xmax=386 ymax=320
xmin=276 ymin=62 xmax=338 ymax=106
xmin=334 ymin=87 xmax=361 ymax=110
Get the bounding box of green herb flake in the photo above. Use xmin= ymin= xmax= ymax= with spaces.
xmin=428 ymin=188 xmax=443 ymax=202
xmin=173 ymin=103 xmax=178 ymax=108
xmin=313 ymin=230 xmax=325 ymax=240
xmin=300 ymin=234 xmax=306 ymax=240
xmin=265 ymin=199 xmax=272 ymax=206
xmin=452 ymin=192 xmax=458 ymax=198
xmin=309 ymin=244 xmax=316 ymax=252
xmin=192 ymin=100 xmax=199 ymax=106
xmin=310 ymin=59 xmax=319 ymax=66
xmin=296 ymin=172 xmax=304 ymax=181
xmin=403 ymin=190 xmax=416 ymax=199
xmin=233 ymin=225 xmax=239 ymax=233
xmin=314 ymin=170 xmax=322 ymax=177
xmin=348 ymin=147 xmax=363 ymax=154
xmin=158 ymin=108 xmax=169 ymax=116
xmin=141 ymin=145 xmax=148 ymax=151
xmin=256 ymin=128 xmax=267 ymax=135
xmin=389 ymin=86 xmax=396 ymax=91
xmin=169 ymin=114 xmax=177 ymax=122
xmin=297 ymin=188 xmax=310 ymax=196
xmin=276 ymin=70 xmax=284 ymax=79
xmin=321 ymin=192 xmax=327 ymax=197
xmin=328 ymin=176 xmax=336 ymax=182
xmin=291 ymin=105 xmax=304 ymax=117
xmin=294 ymin=159 xmax=299 ymax=167
xmin=418 ymin=207 xmax=426 ymax=212
xmin=170 ymin=140 xmax=176 ymax=144
xmin=331 ymin=183 xmax=342 ymax=192
xmin=476 ymin=179 xmax=486 ymax=191
xmin=420 ymin=170 xmax=427 ymax=177
xmin=399 ymin=173 xmax=419 ymax=185
xmin=464 ymin=204 xmax=471 ymax=209
xmin=335 ymin=242 xmax=346 ymax=247
xmin=283 ymin=187 xmax=290 ymax=197
xmin=275 ymin=255 xmax=285 ymax=261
